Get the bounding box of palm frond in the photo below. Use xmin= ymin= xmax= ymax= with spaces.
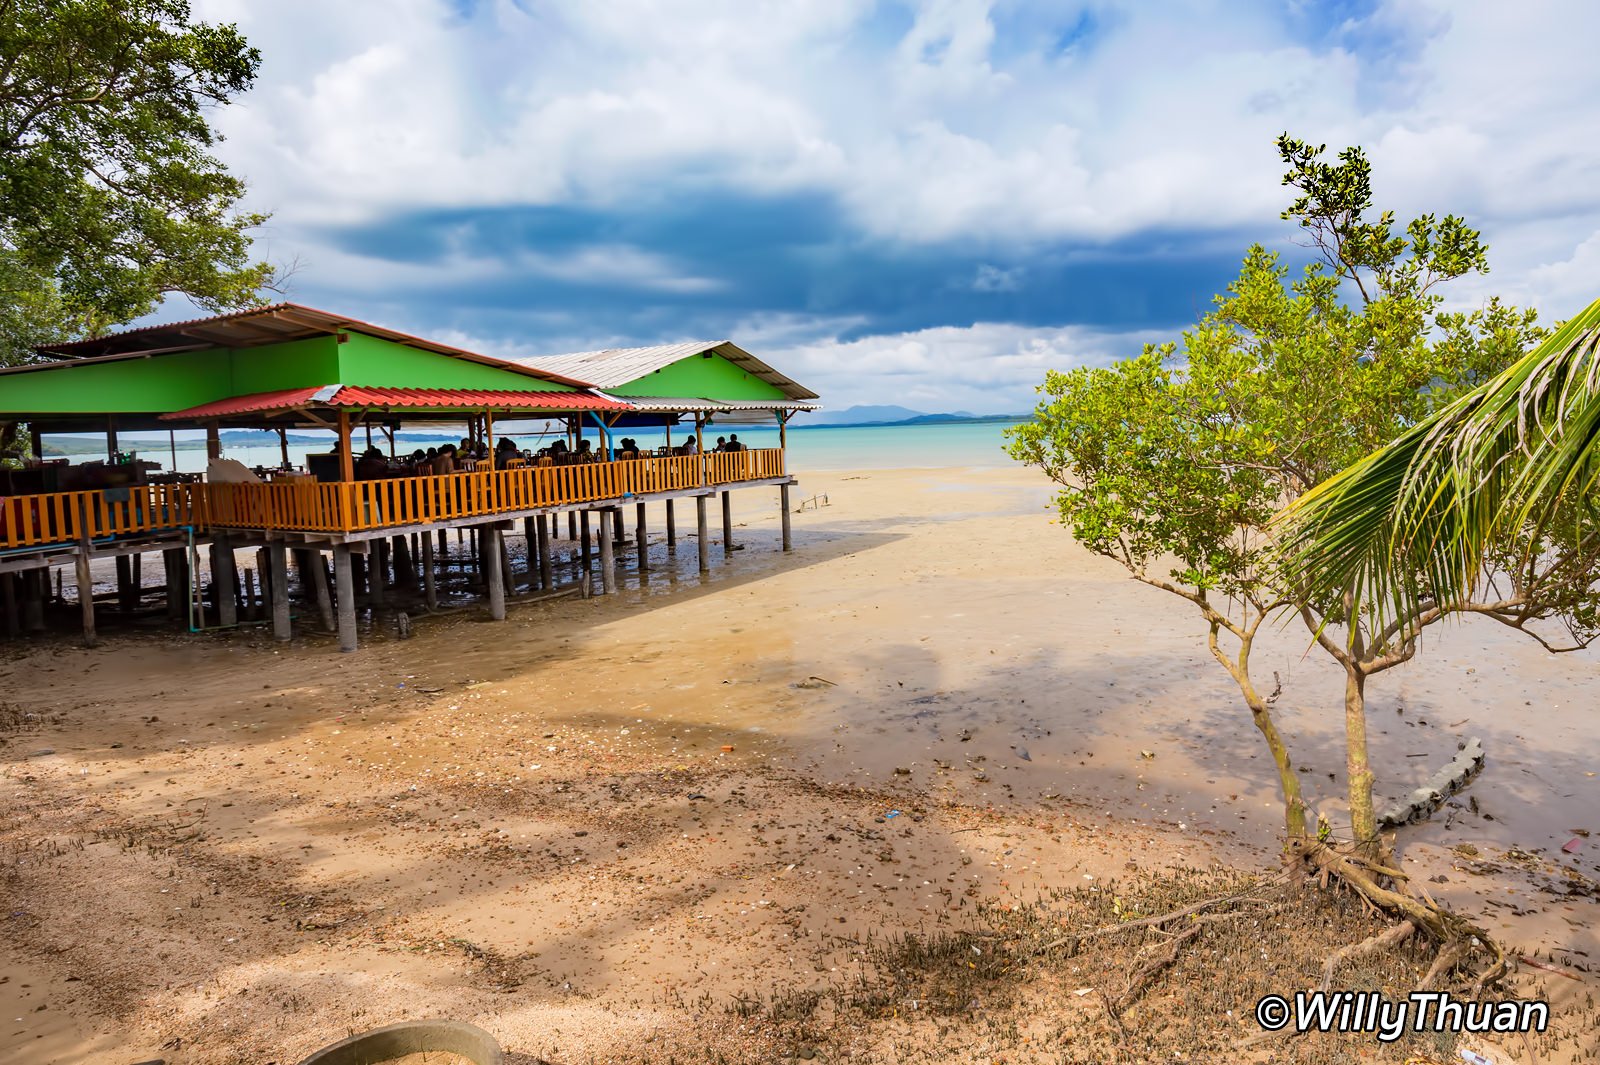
xmin=1275 ymin=297 xmax=1600 ymax=630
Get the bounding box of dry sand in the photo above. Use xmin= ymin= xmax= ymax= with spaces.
xmin=1 ymin=465 xmax=1596 ymax=1063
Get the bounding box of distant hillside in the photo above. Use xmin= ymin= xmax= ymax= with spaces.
xmin=792 ymin=406 xmax=1023 ymax=430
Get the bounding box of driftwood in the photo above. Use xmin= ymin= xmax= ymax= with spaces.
xmin=1377 ymin=736 xmax=1485 ymax=828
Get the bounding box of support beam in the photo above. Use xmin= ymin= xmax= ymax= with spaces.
xmin=115 ymin=554 xmax=135 ymax=612
xmin=536 ymin=514 xmax=553 ymax=590
xmin=598 ymin=509 xmax=616 ymax=594
xmin=269 ymin=543 xmax=291 ymax=641
xmin=75 ymin=548 xmax=97 ymax=647
xmin=666 ymin=498 xmax=676 ymax=548
xmin=721 ymin=491 xmax=733 ymax=557
xmin=780 ymin=484 xmax=792 ymax=551
xmin=499 ymin=531 xmax=514 ymax=596
xmin=212 ymin=536 xmax=238 ymax=627
xmin=392 ymin=534 xmax=413 ymax=587
xmin=312 ymin=552 xmax=335 ymax=632
xmin=1 ymin=573 xmax=16 ymax=638
xmin=568 ymin=511 xmax=577 ymax=541
xmin=580 ymin=510 xmax=591 ymax=572
xmin=337 ymin=408 xmax=354 ymax=483
xmin=524 ymin=517 xmax=536 ymax=589
xmin=420 ymin=532 xmax=438 ymax=611
xmin=635 ymin=502 xmax=648 ymax=573
xmin=370 ymin=539 xmax=388 ymax=607
xmin=484 ymin=527 xmax=506 ymax=620
xmin=696 ymin=495 xmax=710 ymax=574
xmin=333 ymin=544 xmax=358 ymax=652
xmin=164 ymin=549 xmax=187 ymax=623
xmin=206 ymin=420 xmax=221 ymax=460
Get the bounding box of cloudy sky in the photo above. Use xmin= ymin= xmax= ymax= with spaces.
xmin=180 ymin=0 xmax=1600 ymax=414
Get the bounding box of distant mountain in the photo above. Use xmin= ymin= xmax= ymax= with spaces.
xmin=791 ymin=405 xmax=1028 ymax=430
xmin=801 ymin=405 xmax=982 ymax=426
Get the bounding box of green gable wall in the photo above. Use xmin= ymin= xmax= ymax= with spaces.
xmin=0 ymin=348 xmax=234 ymax=415
xmin=335 ymin=333 xmax=571 ymax=392
xmin=0 ymin=331 xmax=573 ymax=417
xmin=608 ymin=352 xmax=790 ymax=401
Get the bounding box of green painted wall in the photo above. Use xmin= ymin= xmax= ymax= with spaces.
xmin=229 ymin=335 xmax=341 ymax=394
xmin=335 ymin=333 xmax=571 ymax=391
xmin=0 ymin=348 xmax=233 ymax=414
xmin=0 ymin=331 xmax=574 ymax=416
xmin=609 ymin=352 xmax=790 ymax=401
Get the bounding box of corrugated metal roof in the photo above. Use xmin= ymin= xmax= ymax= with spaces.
xmin=518 ymin=340 xmax=820 ymax=401
xmin=160 ymin=386 xmax=631 ymax=420
xmin=27 ymin=302 xmax=592 ymax=389
xmin=610 ymin=396 xmax=733 ymax=412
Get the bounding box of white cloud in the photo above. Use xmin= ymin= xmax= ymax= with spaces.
xmin=177 ymin=0 xmax=1600 ymax=400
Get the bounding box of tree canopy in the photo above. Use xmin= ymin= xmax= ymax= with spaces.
xmin=0 ymin=0 xmax=274 ymax=363
xmin=1005 ymin=135 xmax=1554 ymax=854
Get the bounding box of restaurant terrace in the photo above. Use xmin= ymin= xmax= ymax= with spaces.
xmin=0 ymin=304 xmax=819 ymax=650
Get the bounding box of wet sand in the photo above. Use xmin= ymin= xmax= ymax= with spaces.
xmin=1 ymin=465 xmax=1596 ymax=1063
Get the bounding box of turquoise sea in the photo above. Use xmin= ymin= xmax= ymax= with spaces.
xmin=104 ymin=419 xmax=1030 ymax=475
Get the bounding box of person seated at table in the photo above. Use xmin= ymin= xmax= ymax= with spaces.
xmin=712 ymin=436 xmax=727 ymax=452
xmin=495 ymin=437 xmax=520 ymax=464
xmin=357 ymin=446 xmax=389 ymax=479
xmin=410 ymin=448 xmax=427 ymax=463
xmin=676 ymin=437 xmax=698 ymax=455
xmin=726 ymin=433 xmax=745 ymax=452
xmin=574 ymin=439 xmax=596 ymax=463
xmin=431 ymin=444 xmax=456 ymax=475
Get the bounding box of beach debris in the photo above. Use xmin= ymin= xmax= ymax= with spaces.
xmin=1013 ymin=746 xmax=1031 ymax=761
xmin=687 ymin=793 xmax=707 ymax=801
xmin=720 ymin=744 xmax=734 ymax=753
xmin=28 ymin=749 xmax=55 ymax=757
xmin=1377 ymin=737 xmax=1485 ymax=828
xmin=1562 ymin=838 xmax=1583 ymax=853
xmin=958 ymin=729 xmax=973 ymax=742
xmin=1139 ymin=749 xmax=1155 ymax=760
xmin=1517 ymin=955 xmax=1581 ymax=981
xmin=892 ymin=766 xmax=911 ymax=776
xmin=885 ymin=810 xmax=901 ymax=819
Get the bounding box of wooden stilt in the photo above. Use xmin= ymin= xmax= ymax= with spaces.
xmin=269 ymin=543 xmax=291 ymax=641
xmin=696 ymin=495 xmax=710 ymax=574
xmin=255 ymin=547 xmax=271 ymax=618
xmin=333 ymin=544 xmax=358 ymax=652
xmin=537 ymin=514 xmax=552 ymax=590
xmin=523 ymin=517 xmax=536 ymax=589
xmin=1 ymin=572 xmax=16 ymax=638
xmin=75 ymin=547 xmax=97 ymax=647
xmin=568 ymin=511 xmax=577 ymax=540
xmin=580 ymin=510 xmax=592 ymax=571
xmin=666 ymin=498 xmax=676 ymax=548
xmin=21 ymin=570 xmax=44 ymax=632
xmin=312 ymin=552 xmax=335 ymax=631
xmin=131 ymin=551 xmax=141 ymax=601
xmin=499 ymin=531 xmax=514 ymax=595
xmin=213 ymin=536 xmax=238 ymax=626
xmin=351 ymin=554 xmax=368 ymax=605
xmin=242 ymin=567 xmax=258 ymax=621
xmin=613 ymin=505 xmax=627 ymax=545
xmin=115 ymin=554 xmax=135 ymax=612
xmin=421 ymin=531 xmax=438 ymax=610
xmin=780 ymin=484 xmax=792 ymax=551
xmin=598 ymin=509 xmax=616 ymax=594
xmin=371 ymin=540 xmax=389 ymax=607
xmin=438 ymin=528 xmax=448 ymax=560
xmin=485 ymin=527 xmax=506 ymax=620
xmin=164 ymin=549 xmax=187 ymax=623
xmin=393 ymin=534 xmax=413 ymax=587
xmin=635 ymin=502 xmax=648 ymax=573
xmin=721 ymin=491 xmax=733 ymax=557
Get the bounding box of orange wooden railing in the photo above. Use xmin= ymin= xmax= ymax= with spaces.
xmin=1 ymin=450 xmax=787 ymax=548
xmin=0 ymin=483 xmax=201 ymax=551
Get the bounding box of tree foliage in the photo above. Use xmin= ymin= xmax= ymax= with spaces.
xmin=0 ymin=0 xmax=273 ymax=363
xmin=1006 ymin=136 xmax=1558 ymax=855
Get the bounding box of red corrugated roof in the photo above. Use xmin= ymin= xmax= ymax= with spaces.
xmin=160 ymin=386 xmax=632 ymax=420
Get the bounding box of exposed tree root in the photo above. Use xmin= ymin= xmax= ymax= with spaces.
xmin=1286 ymin=837 xmax=1507 ymax=993
xmin=1320 ymin=919 xmax=1414 ymax=992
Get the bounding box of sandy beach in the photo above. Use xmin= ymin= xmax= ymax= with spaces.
xmin=2 ymin=465 xmax=1596 ymax=1063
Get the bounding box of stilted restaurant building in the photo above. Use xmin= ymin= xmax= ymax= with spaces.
xmin=0 ymin=304 xmax=819 ymax=650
